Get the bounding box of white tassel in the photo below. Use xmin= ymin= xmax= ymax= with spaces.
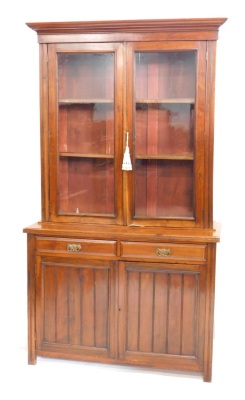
xmin=122 ymin=132 xmax=132 ymax=171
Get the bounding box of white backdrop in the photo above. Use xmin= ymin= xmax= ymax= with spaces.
xmin=1 ymin=1 xmax=244 ymax=399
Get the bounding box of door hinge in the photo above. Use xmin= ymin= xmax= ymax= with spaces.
xmin=206 ymin=50 xmax=208 ymax=62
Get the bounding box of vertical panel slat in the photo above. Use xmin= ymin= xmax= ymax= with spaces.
xmin=158 ymin=53 xmax=169 ymax=98
xmin=153 ymin=272 xmax=168 ymax=353
xmin=95 ymin=269 xmax=108 ymax=348
xmin=56 ymin=266 xmax=68 ymax=343
xmin=67 ymin=267 xmax=81 ymax=345
xmin=139 ymin=272 xmax=154 ymax=352
xmin=126 ymin=271 xmax=140 ymax=351
xmin=167 ymin=273 xmax=182 ymax=354
xmin=181 ymin=273 xmax=197 ymax=355
xmin=81 ymin=268 xmax=95 ymax=346
xmin=43 ymin=265 xmax=56 ymax=343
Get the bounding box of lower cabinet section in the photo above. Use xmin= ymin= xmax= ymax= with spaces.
xmin=118 ymin=262 xmax=206 ymax=372
xmin=26 ymin=230 xmax=218 ymax=382
xmin=36 ymin=258 xmax=117 ymax=360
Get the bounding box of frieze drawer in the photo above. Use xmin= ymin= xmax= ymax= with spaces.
xmin=36 ymin=237 xmax=117 ymax=257
xmin=120 ymin=241 xmax=207 ymax=263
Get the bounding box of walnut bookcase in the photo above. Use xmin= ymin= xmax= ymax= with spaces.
xmin=24 ymin=18 xmax=226 ymax=382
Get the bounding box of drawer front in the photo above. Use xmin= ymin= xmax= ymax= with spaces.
xmin=36 ymin=237 xmax=117 ymax=257
xmin=120 ymin=241 xmax=206 ymax=262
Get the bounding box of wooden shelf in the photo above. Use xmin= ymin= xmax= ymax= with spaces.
xmin=59 ymin=152 xmax=114 ymax=158
xmin=136 ymin=154 xmax=194 ymax=160
xmin=135 ymin=98 xmax=195 ymax=104
xmin=59 ymin=99 xmax=114 ymax=105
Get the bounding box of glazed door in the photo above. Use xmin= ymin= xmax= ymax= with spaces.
xmin=125 ymin=41 xmax=207 ymax=228
xmin=46 ymin=41 xmax=207 ymax=227
xmin=35 ymin=256 xmax=117 ymax=360
xmin=48 ymin=43 xmax=124 ymax=224
xmin=118 ymin=261 xmax=206 ymax=371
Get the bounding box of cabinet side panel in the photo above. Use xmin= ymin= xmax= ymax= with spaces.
xmin=204 ymin=41 xmax=216 ymax=227
xmin=27 ymin=234 xmax=37 ymax=364
xmin=203 ymin=244 xmax=217 ymax=382
xmin=39 ymin=44 xmax=50 ymax=221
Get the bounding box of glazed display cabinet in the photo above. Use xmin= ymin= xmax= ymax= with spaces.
xmin=23 ymin=18 xmax=226 ymax=382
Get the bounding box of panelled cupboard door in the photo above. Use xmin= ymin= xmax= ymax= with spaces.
xmin=35 ymin=256 xmax=117 ymax=361
xmin=47 ymin=43 xmax=124 ymax=225
xmin=125 ymin=41 xmax=207 ymax=228
xmin=118 ymin=261 xmax=206 ymax=372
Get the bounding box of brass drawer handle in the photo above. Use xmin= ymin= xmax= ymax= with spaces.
xmin=67 ymin=243 xmax=82 ymax=252
xmin=156 ymin=248 xmax=172 ymax=257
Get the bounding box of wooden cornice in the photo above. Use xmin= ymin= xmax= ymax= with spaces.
xmin=26 ymin=18 xmax=227 ymax=35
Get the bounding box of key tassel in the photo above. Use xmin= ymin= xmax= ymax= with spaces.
xmin=122 ymin=132 xmax=132 ymax=171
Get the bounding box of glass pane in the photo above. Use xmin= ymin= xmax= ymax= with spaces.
xmin=135 ymin=52 xmax=196 ymax=100
xmin=134 ymin=160 xmax=193 ymax=218
xmin=134 ymin=51 xmax=196 ymax=219
xmin=135 ymin=103 xmax=194 ymax=157
xmin=57 ymin=53 xmax=115 ymax=216
xmin=59 ymin=158 xmax=114 ymax=215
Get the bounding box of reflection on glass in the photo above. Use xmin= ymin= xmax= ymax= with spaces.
xmin=134 ymin=159 xmax=193 ymax=218
xmin=134 ymin=51 xmax=196 ymax=219
xmin=57 ymin=53 xmax=115 ymax=216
